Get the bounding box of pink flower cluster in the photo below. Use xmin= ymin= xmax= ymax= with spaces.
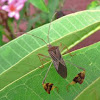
xmin=1 ymin=0 xmax=27 ymax=20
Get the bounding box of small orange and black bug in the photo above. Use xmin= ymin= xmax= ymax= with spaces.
xmin=66 ymin=67 xmax=85 ymax=90
xmin=42 ymin=83 xmax=58 ymax=94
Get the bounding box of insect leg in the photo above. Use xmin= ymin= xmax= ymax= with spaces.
xmin=65 ymin=60 xmax=85 ymax=91
xmin=66 ymin=81 xmax=76 ymax=91
xmin=42 ymin=62 xmax=53 ymax=84
xmin=59 ymin=43 xmax=75 ymax=56
xmin=64 ymin=60 xmax=85 ymax=71
xmin=42 ymin=62 xmax=58 ymax=94
xmin=66 ymin=70 xmax=85 ymax=91
xmin=38 ymin=54 xmax=51 ymax=68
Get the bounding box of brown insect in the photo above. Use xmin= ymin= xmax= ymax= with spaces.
xmin=28 ymin=14 xmax=67 ymax=77
xmin=29 ymin=20 xmax=67 ymax=79
xmin=66 ymin=67 xmax=85 ymax=90
xmin=28 ymin=12 xmax=67 ymax=94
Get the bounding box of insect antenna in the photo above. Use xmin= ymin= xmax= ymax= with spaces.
xmin=47 ymin=12 xmax=58 ymax=45
xmin=28 ymin=34 xmax=48 ymax=46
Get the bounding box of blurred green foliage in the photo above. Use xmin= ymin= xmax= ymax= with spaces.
xmin=87 ymin=0 xmax=100 ymax=9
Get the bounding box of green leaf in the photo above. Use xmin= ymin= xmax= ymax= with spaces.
xmin=40 ymin=0 xmax=60 ymax=23
xmin=28 ymin=0 xmax=49 ymax=13
xmin=92 ymin=6 xmax=100 ymax=10
xmin=75 ymin=77 xmax=100 ymax=100
xmin=48 ymin=0 xmax=60 ymax=21
xmin=0 ymin=41 xmax=100 ymax=99
xmin=0 ymin=10 xmax=100 ymax=97
xmin=87 ymin=0 xmax=100 ymax=9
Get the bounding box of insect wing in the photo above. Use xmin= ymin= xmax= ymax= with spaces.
xmin=49 ymin=47 xmax=67 ymax=78
xmin=55 ymin=60 xmax=67 ymax=78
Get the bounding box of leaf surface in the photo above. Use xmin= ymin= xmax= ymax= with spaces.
xmin=0 ymin=42 xmax=100 ymax=100
xmin=0 ymin=10 xmax=100 ymax=91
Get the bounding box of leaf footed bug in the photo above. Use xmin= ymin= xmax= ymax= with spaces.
xmin=28 ymin=12 xmax=67 ymax=79
xmin=28 ymin=12 xmax=68 ymax=94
